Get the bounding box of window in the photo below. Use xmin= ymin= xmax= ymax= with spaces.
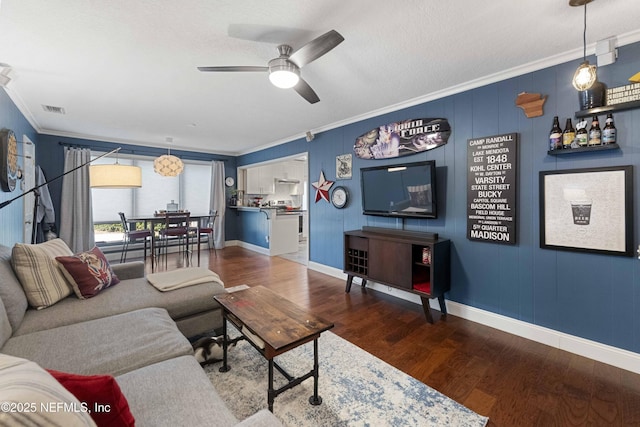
xmin=91 ymin=152 xmax=212 ymax=243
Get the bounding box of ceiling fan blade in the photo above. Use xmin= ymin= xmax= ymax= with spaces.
xmin=288 ymin=30 xmax=344 ymax=68
xmin=227 ymin=24 xmax=315 ymax=45
xmin=197 ymin=66 xmax=269 ymax=72
xmin=293 ymin=78 xmax=320 ymax=104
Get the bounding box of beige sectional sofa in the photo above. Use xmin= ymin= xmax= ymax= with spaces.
xmin=0 ymin=242 xmax=282 ymax=426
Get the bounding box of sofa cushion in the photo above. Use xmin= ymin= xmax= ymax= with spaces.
xmin=110 ymin=261 xmax=145 ymax=280
xmin=11 ymin=239 xmax=74 ymax=309
xmin=14 ymin=277 xmax=226 ymax=336
xmin=116 ymin=355 xmax=239 ymax=427
xmin=0 ymin=354 xmax=97 ymax=427
xmin=56 ymin=246 xmax=120 ymax=299
xmin=47 ymin=369 xmax=135 ymax=427
xmin=0 ymin=245 xmax=28 ymax=331
xmin=2 ymin=307 xmax=193 ymax=376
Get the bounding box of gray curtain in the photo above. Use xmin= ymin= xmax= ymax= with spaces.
xmin=59 ymin=148 xmax=94 ymax=252
xmin=34 ymin=166 xmax=56 ymax=243
xmin=210 ymin=161 xmax=226 ymax=249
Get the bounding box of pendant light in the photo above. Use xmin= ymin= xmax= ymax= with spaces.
xmin=153 ymin=148 xmax=184 ymax=177
xmin=571 ymin=0 xmax=597 ymax=91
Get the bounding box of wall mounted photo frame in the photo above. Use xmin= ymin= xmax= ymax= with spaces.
xmin=539 ymin=165 xmax=634 ymax=257
xmin=336 ymin=153 xmax=352 ymax=179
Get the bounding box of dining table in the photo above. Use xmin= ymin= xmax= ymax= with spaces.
xmin=127 ymin=212 xmax=210 ymax=271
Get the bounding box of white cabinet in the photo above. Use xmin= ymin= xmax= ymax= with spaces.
xmin=246 ymin=165 xmax=275 ymax=195
xmin=269 ymin=214 xmax=299 ymax=256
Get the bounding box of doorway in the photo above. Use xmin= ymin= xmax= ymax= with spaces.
xmin=238 ymin=153 xmax=308 ymax=265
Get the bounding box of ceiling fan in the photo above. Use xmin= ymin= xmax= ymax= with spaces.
xmin=198 ymin=30 xmax=344 ymax=104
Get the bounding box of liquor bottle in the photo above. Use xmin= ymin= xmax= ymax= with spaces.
xmin=562 ymin=118 xmax=575 ymax=149
xmin=588 ymin=115 xmax=601 ymax=146
xmin=602 ymin=113 xmax=616 ymax=145
xmin=549 ymin=116 xmax=562 ymax=150
xmin=576 ymin=122 xmax=588 ymax=147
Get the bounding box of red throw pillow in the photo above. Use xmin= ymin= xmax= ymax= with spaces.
xmin=47 ymin=369 xmax=135 ymax=427
xmin=56 ymin=246 xmax=120 ymax=299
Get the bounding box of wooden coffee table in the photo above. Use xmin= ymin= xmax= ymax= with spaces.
xmin=214 ymin=286 xmax=334 ymax=412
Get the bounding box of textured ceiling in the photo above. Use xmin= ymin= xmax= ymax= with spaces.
xmin=1 ymin=0 xmax=639 ymax=155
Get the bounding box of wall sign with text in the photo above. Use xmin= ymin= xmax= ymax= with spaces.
xmin=467 ymin=133 xmax=518 ymax=245
xmin=353 ymin=118 xmax=451 ymax=159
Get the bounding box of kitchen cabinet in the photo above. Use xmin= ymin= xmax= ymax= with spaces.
xmin=270 ymin=213 xmax=299 ymax=255
xmin=246 ymin=165 xmax=275 ymax=195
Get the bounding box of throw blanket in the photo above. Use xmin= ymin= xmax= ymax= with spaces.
xmin=147 ymin=267 xmax=224 ymax=292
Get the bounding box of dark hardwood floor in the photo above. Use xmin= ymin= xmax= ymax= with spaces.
xmin=154 ymin=246 xmax=640 ymax=426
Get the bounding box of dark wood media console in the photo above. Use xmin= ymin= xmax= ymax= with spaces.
xmin=344 ymin=227 xmax=451 ymax=323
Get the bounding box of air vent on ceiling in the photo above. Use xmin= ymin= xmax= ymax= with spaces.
xmin=42 ymin=105 xmax=66 ymax=114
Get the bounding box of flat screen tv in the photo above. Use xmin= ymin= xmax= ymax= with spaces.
xmin=360 ymin=160 xmax=437 ymax=219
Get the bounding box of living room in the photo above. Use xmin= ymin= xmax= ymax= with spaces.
xmin=2 ymin=1 xmax=640 ymax=425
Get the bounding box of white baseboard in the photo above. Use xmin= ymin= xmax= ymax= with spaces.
xmin=234 ymin=241 xmax=270 ymax=256
xmin=307 ymin=261 xmax=640 ymax=375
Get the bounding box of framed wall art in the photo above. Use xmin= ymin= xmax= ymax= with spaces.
xmin=0 ymin=128 xmax=18 ymax=192
xmin=539 ymin=165 xmax=633 ymax=257
xmin=336 ymin=153 xmax=352 ymax=179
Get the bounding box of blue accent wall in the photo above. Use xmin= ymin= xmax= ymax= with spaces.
xmin=238 ymin=42 xmax=640 ymax=355
xmin=0 ymin=89 xmax=38 ymax=246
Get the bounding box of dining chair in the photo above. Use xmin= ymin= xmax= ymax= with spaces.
xmin=118 ymin=212 xmax=152 ymax=264
xmin=157 ymin=211 xmax=191 ymax=267
xmin=197 ymin=210 xmax=218 ymax=256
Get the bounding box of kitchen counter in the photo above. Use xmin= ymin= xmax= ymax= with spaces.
xmin=275 ymin=209 xmax=306 ymax=216
xmin=229 ymin=205 xmax=305 ymax=216
xmin=229 ymin=205 xmax=276 ymax=211
xmin=231 ymin=206 xmax=299 ymax=256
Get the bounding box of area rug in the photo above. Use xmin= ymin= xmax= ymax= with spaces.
xmin=205 ymin=330 xmax=488 ymax=426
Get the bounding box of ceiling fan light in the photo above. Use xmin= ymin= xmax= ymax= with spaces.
xmin=269 ymin=69 xmax=299 ymax=89
xmin=572 ymin=61 xmax=597 ymax=91
xmin=268 ymin=58 xmax=300 ymax=89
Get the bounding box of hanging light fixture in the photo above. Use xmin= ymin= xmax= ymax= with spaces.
xmin=153 ymin=148 xmax=184 ymax=177
xmin=90 ymin=149 xmax=142 ymax=188
xmin=268 ymin=45 xmax=300 ymax=89
xmin=571 ymin=0 xmax=597 ymax=91
xmin=268 ymin=61 xmax=300 ymax=89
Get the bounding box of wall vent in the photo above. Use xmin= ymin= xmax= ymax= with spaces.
xmin=42 ymin=105 xmax=66 ymax=114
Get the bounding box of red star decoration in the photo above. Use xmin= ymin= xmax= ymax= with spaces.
xmin=312 ymin=170 xmax=334 ymax=203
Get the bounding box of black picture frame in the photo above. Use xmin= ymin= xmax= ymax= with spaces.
xmin=539 ymin=165 xmax=634 ymax=257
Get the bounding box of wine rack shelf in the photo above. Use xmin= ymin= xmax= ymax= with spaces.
xmin=547 ymin=143 xmax=619 ymax=156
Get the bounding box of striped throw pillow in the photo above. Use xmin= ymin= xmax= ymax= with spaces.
xmin=11 ymin=239 xmax=74 ymax=309
xmin=0 ymin=354 xmax=96 ymax=426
